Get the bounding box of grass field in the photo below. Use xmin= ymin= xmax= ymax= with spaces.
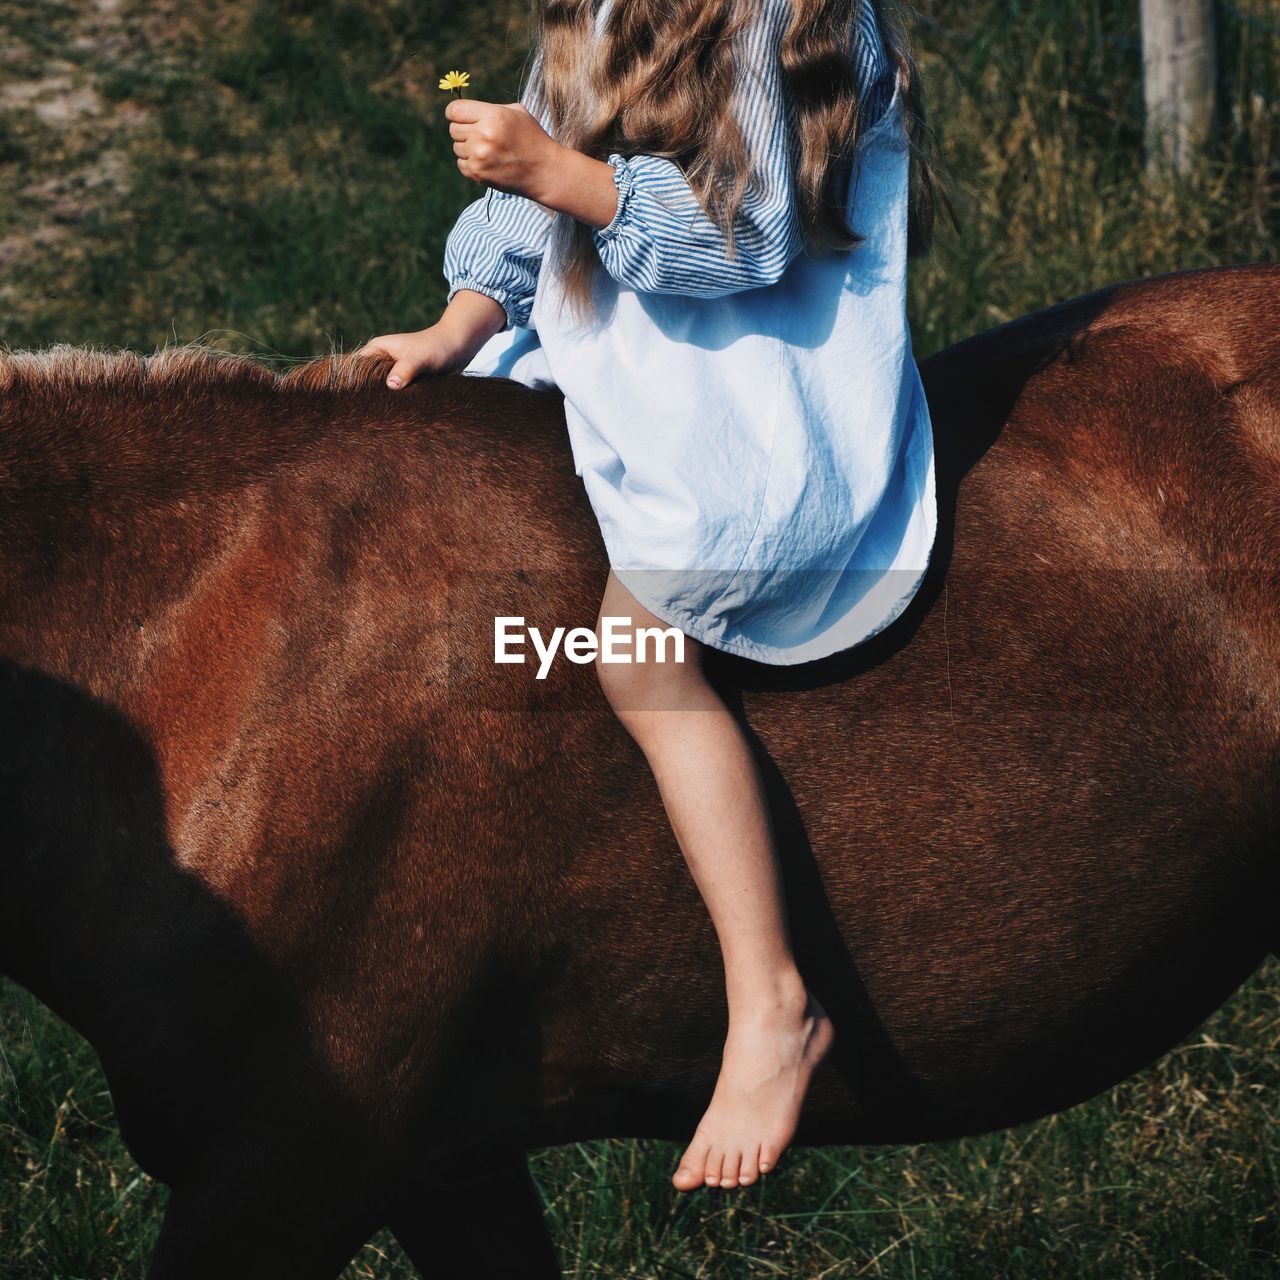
xmin=2 ymin=0 xmax=1279 ymax=1276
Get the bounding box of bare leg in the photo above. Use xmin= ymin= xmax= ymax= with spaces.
xmin=595 ymin=571 xmax=834 ymax=1191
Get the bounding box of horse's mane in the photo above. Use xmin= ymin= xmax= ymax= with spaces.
xmin=0 ymin=342 xmax=546 ymax=521
xmin=0 ymin=342 xmax=393 ymax=398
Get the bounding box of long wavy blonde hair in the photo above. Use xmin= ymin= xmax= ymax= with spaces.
xmin=523 ymin=0 xmax=947 ymax=326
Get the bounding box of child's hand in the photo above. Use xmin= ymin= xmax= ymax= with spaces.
xmin=445 ymin=98 xmax=561 ymax=204
xmin=355 ymin=324 xmax=474 ymax=389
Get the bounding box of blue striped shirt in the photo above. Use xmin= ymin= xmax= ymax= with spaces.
xmin=443 ymin=0 xmax=893 ymax=331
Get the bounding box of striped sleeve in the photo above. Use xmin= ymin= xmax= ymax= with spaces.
xmin=442 ymin=50 xmax=555 ymax=331
xmin=592 ymin=0 xmax=895 ymax=298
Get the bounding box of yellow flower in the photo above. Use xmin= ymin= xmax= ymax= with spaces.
xmin=438 ymin=70 xmax=470 ymax=93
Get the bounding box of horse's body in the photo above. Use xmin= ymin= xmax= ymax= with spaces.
xmin=1 ymin=264 xmax=1277 ymax=1277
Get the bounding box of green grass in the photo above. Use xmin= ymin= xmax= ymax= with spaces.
xmin=906 ymin=0 xmax=1280 ymax=354
xmin=1 ymin=0 xmax=1279 ymax=1274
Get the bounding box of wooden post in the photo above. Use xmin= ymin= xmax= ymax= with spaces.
xmin=1139 ymin=0 xmax=1218 ymax=173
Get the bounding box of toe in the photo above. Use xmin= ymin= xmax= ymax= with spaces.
xmin=719 ymin=1148 xmax=742 ymax=1189
xmin=703 ymin=1146 xmax=725 ymax=1188
xmin=673 ymin=1132 xmax=712 ymax=1191
xmin=737 ymin=1144 xmax=761 ymax=1186
xmin=759 ymin=1144 xmax=779 ymax=1175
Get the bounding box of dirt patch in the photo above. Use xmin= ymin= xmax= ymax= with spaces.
xmin=0 ymin=0 xmax=181 ymax=287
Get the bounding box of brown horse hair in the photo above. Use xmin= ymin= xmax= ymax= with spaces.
xmin=524 ymin=0 xmax=952 ymax=328
xmin=0 ymin=343 xmax=391 ymax=398
xmin=0 ymin=344 xmax=411 ymax=523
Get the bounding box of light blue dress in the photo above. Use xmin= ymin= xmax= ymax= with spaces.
xmin=443 ymin=0 xmax=937 ymax=666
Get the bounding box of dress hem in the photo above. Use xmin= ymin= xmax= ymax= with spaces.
xmin=611 ymin=366 xmax=938 ymax=668
xmin=612 ymin=522 xmax=937 ymax=667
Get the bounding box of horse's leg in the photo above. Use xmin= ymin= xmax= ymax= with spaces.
xmin=389 ymin=1148 xmax=559 ymax=1280
xmin=146 ymin=1156 xmax=378 ymax=1280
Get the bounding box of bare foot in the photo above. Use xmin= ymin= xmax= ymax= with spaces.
xmin=672 ymin=982 xmax=834 ymax=1191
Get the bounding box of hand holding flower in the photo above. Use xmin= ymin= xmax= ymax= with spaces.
xmin=444 ymin=97 xmax=568 ymax=207
xmin=443 ymin=97 xmax=621 ymax=231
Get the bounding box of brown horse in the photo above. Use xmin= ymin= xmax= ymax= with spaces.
xmin=1 ymin=263 xmax=1277 ymax=1278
